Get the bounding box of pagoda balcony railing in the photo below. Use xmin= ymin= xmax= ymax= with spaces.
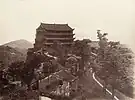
xmin=44 ymin=42 xmax=73 ymax=45
xmin=42 ymin=33 xmax=75 ymax=36
xmin=45 ymin=38 xmax=75 ymax=40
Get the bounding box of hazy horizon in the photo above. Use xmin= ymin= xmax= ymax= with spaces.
xmin=0 ymin=0 xmax=135 ymax=51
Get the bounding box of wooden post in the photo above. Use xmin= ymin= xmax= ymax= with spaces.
xmin=36 ymin=80 xmax=39 ymax=89
xmin=47 ymin=72 xmax=50 ymax=84
xmin=103 ymin=81 xmax=106 ymax=97
xmin=48 ymin=66 xmax=50 ymax=84
xmin=75 ymin=78 xmax=79 ymax=90
xmin=112 ymin=86 xmax=114 ymax=100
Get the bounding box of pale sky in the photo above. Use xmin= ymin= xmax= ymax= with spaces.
xmin=0 ymin=0 xmax=135 ymax=51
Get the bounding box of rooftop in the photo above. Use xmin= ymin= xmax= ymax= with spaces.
xmin=37 ymin=23 xmax=74 ymax=31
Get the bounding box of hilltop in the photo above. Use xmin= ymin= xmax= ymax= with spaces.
xmin=3 ymin=39 xmax=33 ymax=55
xmin=3 ymin=39 xmax=33 ymax=49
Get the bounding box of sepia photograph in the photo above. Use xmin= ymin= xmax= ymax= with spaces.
xmin=0 ymin=0 xmax=135 ymax=100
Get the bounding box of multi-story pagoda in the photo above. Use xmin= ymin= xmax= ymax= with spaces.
xmin=34 ymin=23 xmax=75 ymax=50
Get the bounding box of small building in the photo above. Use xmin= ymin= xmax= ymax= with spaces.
xmin=34 ymin=23 xmax=75 ymax=50
xmin=39 ymin=70 xmax=78 ymax=95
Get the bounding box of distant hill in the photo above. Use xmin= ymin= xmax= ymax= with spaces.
xmin=3 ymin=39 xmax=33 ymax=49
xmin=0 ymin=39 xmax=33 ymax=69
xmin=0 ymin=46 xmax=26 ymax=69
xmin=3 ymin=39 xmax=33 ymax=55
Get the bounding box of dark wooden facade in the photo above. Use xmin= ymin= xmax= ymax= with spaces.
xmin=34 ymin=23 xmax=75 ymax=50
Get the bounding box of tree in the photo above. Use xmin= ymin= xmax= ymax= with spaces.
xmin=24 ymin=50 xmax=47 ymax=90
xmin=96 ymin=30 xmax=109 ymax=96
xmin=113 ymin=45 xmax=134 ymax=98
xmin=23 ymin=47 xmax=60 ymax=90
xmin=71 ymin=39 xmax=91 ymax=71
xmin=51 ymin=41 xmax=67 ymax=66
xmin=96 ymin=30 xmax=134 ymax=99
xmin=21 ymin=67 xmax=35 ymax=90
xmin=8 ymin=61 xmax=24 ymax=81
xmin=7 ymin=51 xmax=43 ymax=90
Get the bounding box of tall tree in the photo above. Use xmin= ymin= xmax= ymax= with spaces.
xmin=8 ymin=61 xmax=25 ymax=81
xmin=96 ymin=30 xmax=134 ymax=99
xmin=71 ymin=39 xmax=91 ymax=71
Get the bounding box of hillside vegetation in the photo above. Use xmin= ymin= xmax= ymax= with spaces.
xmin=0 ymin=46 xmax=26 ymax=68
xmin=3 ymin=39 xmax=33 ymax=55
xmin=0 ymin=31 xmax=134 ymax=100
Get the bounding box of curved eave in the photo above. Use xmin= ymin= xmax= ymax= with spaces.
xmin=36 ymin=23 xmax=43 ymax=30
xmin=72 ymin=28 xmax=75 ymax=31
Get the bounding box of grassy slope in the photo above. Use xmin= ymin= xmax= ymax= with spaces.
xmin=95 ymin=75 xmax=135 ymax=100
xmin=77 ymin=72 xmax=112 ymax=100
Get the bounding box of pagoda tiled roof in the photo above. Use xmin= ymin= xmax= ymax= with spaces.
xmin=37 ymin=23 xmax=74 ymax=31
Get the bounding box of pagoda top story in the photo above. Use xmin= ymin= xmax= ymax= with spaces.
xmin=36 ymin=23 xmax=74 ymax=32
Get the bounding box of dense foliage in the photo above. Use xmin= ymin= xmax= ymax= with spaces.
xmin=71 ymin=39 xmax=91 ymax=70
xmin=0 ymin=46 xmax=25 ymax=68
xmin=95 ymin=30 xmax=134 ymax=98
xmin=0 ymin=31 xmax=134 ymax=99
